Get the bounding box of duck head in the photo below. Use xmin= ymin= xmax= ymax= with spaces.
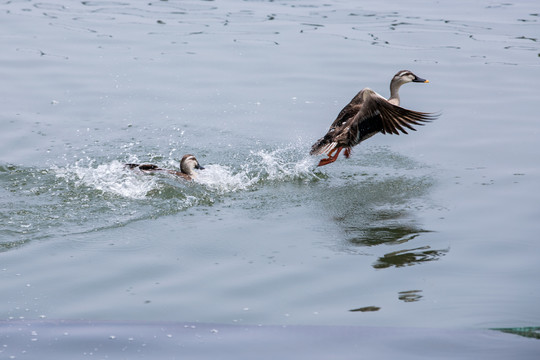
xmin=180 ymin=154 xmax=204 ymax=176
xmin=389 ymin=70 xmax=430 ymax=105
xmin=392 ymin=70 xmax=429 ymax=85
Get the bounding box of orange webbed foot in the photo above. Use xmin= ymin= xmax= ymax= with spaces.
xmin=317 ymin=157 xmax=336 ymax=167
xmin=317 ymin=147 xmax=343 ymax=167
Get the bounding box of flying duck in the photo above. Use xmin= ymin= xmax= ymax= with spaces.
xmin=125 ymin=154 xmax=204 ymax=180
xmin=310 ymin=70 xmax=439 ymax=166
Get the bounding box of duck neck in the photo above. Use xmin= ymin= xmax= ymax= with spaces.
xmin=181 ymin=167 xmax=192 ymax=176
xmin=388 ymin=81 xmax=402 ymax=106
xmin=180 ymin=164 xmax=189 ymax=175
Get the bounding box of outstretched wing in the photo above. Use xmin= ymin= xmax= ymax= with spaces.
xmin=370 ymin=95 xmax=438 ymax=135
xmin=344 ymin=93 xmax=439 ymax=147
xmin=310 ymin=89 xmax=438 ymax=156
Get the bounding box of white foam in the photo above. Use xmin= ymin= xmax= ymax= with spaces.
xmin=195 ymin=164 xmax=255 ymax=193
xmin=254 ymin=149 xmax=317 ymax=182
xmin=195 ymin=148 xmax=319 ymax=193
xmin=53 ymin=144 xmax=320 ymax=199
xmin=55 ymin=160 xmax=159 ymax=199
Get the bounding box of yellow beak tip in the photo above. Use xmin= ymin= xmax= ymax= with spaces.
xmin=425 ymin=80 xmax=430 ymax=83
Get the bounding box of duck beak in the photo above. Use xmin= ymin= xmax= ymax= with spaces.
xmin=413 ymin=76 xmax=429 ymax=83
xmin=196 ymin=164 xmax=205 ymax=170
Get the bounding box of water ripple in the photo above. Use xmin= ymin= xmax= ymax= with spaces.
xmin=0 ymin=144 xmax=321 ymax=249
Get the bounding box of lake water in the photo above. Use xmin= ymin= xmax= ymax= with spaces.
xmin=1 ymin=0 xmax=539 ymax=358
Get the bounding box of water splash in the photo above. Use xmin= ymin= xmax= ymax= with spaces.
xmin=195 ymin=164 xmax=255 ymax=193
xmin=1 ymin=144 xmax=428 ymax=249
xmin=253 ymin=148 xmax=319 ymax=183
xmin=52 ymin=144 xmax=321 ymax=200
xmin=196 ymin=147 xmax=321 ymax=194
xmin=55 ymin=160 xmax=159 ymax=200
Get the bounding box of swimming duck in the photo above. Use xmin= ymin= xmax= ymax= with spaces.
xmin=310 ymin=70 xmax=439 ymax=166
xmin=125 ymin=154 xmax=204 ymax=180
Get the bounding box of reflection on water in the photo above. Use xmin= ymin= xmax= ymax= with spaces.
xmin=346 ymin=221 xmax=430 ymax=247
xmin=398 ymin=290 xmax=423 ymax=303
xmin=492 ymin=327 xmax=540 ymax=340
xmin=373 ymin=246 xmax=448 ymax=269
xmin=316 ymin=152 xmax=445 ymax=310
xmin=350 ymin=306 xmax=381 ymax=312
xmin=319 ymin=150 xmax=447 ymax=269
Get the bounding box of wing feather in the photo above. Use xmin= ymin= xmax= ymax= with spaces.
xmin=369 ymin=96 xmax=438 ymax=135
xmin=310 ymin=87 xmax=439 ymax=156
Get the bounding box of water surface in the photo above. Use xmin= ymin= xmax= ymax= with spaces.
xmin=1 ymin=0 xmax=539 ymax=357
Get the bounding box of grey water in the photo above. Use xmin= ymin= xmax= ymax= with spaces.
xmin=1 ymin=0 xmax=540 ymax=357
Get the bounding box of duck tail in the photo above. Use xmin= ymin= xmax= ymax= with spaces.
xmin=310 ymin=138 xmax=337 ymax=156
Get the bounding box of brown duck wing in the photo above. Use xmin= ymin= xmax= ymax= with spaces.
xmin=329 ymin=92 xmax=365 ymax=129
xmin=341 ymin=92 xmax=389 ymax=146
xmin=370 ymin=95 xmax=438 ymax=135
xmin=136 ymin=164 xmax=160 ymax=171
xmin=310 ymin=91 xmax=365 ymax=155
xmin=311 ymin=89 xmax=438 ymax=155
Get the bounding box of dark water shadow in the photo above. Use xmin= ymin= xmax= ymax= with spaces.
xmin=373 ymin=245 xmax=448 ymax=269
xmin=311 ymin=155 xmax=447 ymax=312
xmin=492 ymin=327 xmax=540 ymax=340
xmin=398 ymin=289 xmax=423 ymax=303
xmin=318 ymin=167 xmax=447 ymax=269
